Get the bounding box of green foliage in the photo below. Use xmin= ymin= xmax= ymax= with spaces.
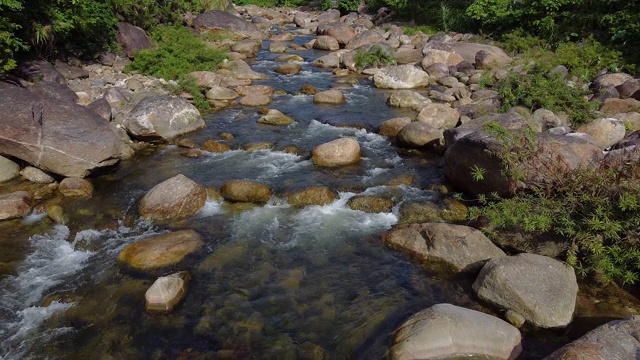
xmin=127 ymin=25 xmax=226 ymax=80
xmin=496 ymin=68 xmax=599 ymax=128
xmin=235 ymin=0 xmax=308 ymax=6
xmin=353 ymin=45 xmax=396 ymax=70
xmin=165 ymin=75 xmax=211 ymax=112
xmin=110 ymin=0 xmax=231 ymax=29
xmin=401 ymin=25 xmax=438 ymax=36
xmin=468 ymin=122 xmax=640 ymax=284
xmin=321 ymin=0 xmax=361 ymax=12
xmin=0 ymin=0 xmax=26 ymax=71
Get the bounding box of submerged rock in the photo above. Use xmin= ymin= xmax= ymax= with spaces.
xmin=347 ymin=196 xmax=394 ymax=213
xmin=390 ymin=303 xmax=522 ymax=360
xmin=139 ymin=174 xmax=207 ymax=221
xmin=311 ymin=138 xmax=360 ymax=167
xmin=313 ymin=90 xmax=346 ymax=104
xmin=58 ymin=177 xmax=93 ymax=197
xmin=473 ymin=253 xmax=578 ymax=328
xmin=257 ymin=109 xmax=295 ymax=125
xmin=384 ymin=222 xmax=505 ymax=273
xmin=118 ymin=230 xmax=204 ymax=272
xmin=145 ymin=271 xmax=191 ymax=312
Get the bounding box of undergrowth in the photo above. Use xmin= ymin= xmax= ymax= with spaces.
xmin=353 ymin=45 xmax=396 ymax=71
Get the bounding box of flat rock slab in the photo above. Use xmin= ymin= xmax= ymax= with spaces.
xmin=0 ymin=191 xmax=33 ymax=220
xmin=390 ymin=303 xmax=522 ymax=360
xmin=473 ymin=253 xmax=578 ymax=328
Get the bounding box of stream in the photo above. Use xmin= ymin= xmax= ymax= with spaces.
xmin=0 ymin=32 xmax=628 ymax=360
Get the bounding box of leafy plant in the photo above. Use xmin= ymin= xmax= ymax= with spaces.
xmin=353 ymin=45 xmax=396 ymax=70
xmin=497 ymin=68 xmax=599 ymax=128
xmin=165 ymin=75 xmax=211 ymax=112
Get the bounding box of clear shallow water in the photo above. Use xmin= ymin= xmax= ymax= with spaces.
xmin=0 ymin=31 xmax=629 ymax=360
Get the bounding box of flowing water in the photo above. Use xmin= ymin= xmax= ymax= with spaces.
xmin=0 ymin=33 xmax=634 ymax=360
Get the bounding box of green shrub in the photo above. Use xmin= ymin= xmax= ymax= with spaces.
xmin=127 ymin=25 xmax=226 ymax=79
xmin=110 ymin=0 xmax=231 ymax=29
xmin=497 ymin=68 xmax=599 ymax=128
xmin=402 ymin=25 xmax=438 ymax=36
xmin=235 ymin=0 xmax=309 ymax=7
xmin=353 ymin=45 xmax=396 ymax=70
xmin=165 ymin=75 xmax=211 ymax=112
xmin=465 ymin=123 xmax=640 ymax=285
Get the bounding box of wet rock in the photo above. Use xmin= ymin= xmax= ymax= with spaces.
xmin=205 ymin=86 xmax=239 ymax=100
xmin=347 ymin=196 xmax=394 ymax=213
xmin=313 ymin=35 xmax=340 ymax=51
xmin=313 ymin=89 xmax=345 ymax=104
xmin=373 ymin=64 xmax=430 ymax=89
xmin=124 ymin=95 xmax=204 ymax=141
xmin=239 ymin=93 xmax=271 ymax=106
xmin=311 ymin=138 xmax=361 ymax=167
xmin=193 ymin=10 xmax=260 ymax=34
xmin=241 ymin=142 xmax=273 ymax=152
xmin=59 ymin=177 xmax=93 ymax=197
xmin=269 ymin=41 xmax=287 ymax=53
xmin=45 ymin=203 xmax=66 ymax=224
xmin=390 ymin=303 xmax=522 ymax=360
xmin=577 ymin=118 xmax=626 ymax=149
xmin=378 ymin=117 xmax=413 ymax=137
xmin=387 ymin=90 xmax=430 ymax=111
xmin=257 ymin=109 xmax=294 ymax=125
xmin=197 ymin=242 xmax=247 ymax=272
xmin=276 ymin=54 xmax=304 ymax=63
xmin=139 ymin=174 xmax=207 ymax=221
xmin=145 ymin=271 xmax=191 ymax=312
xmin=301 ymin=83 xmax=318 ymax=95
xmin=0 ymin=191 xmax=33 ymax=220
xmin=220 ymin=179 xmax=271 ymax=203
xmin=473 ymin=253 xmax=578 ymax=328
xmin=287 ymin=186 xmax=337 ymax=207
xmin=0 ymin=156 xmax=19 ymax=183
xmin=384 ymin=223 xmax=505 ymax=273
xmin=416 ymin=103 xmax=460 ymax=130
xmin=19 ymin=166 xmax=54 ymax=184
xmin=397 ymin=122 xmax=444 ymax=150
xmin=118 ymin=230 xmax=204 ymax=272
xmin=116 ymin=23 xmax=152 ymax=58
xmin=545 ymin=316 xmax=640 ymax=360
xmin=274 ymin=63 xmax=301 ymax=75
xmin=398 ymin=199 xmax=468 ymax=224
xmin=0 ymin=82 xmax=121 ymax=177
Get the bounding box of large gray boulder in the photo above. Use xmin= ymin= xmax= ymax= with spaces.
xmin=373 ymin=65 xmax=431 ymax=89
xmin=139 ymin=174 xmax=207 ymax=221
xmin=473 ymin=253 xmax=578 ymax=328
xmin=311 ymin=138 xmax=361 ymax=167
xmin=384 ymin=223 xmax=506 ymax=273
xmin=545 ymin=316 xmax=640 ymax=360
xmin=116 ymin=23 xmax=152 ymax=58
xmin=390 ymin=303 xmax=522 ymax=360
xmin=123 ymin=95 xmax=204 ymax=141
xmin=387 ymin=90 xmax=430 ymax=111
xmin=397 ymin=122 xmax=444 ymax=150
xmin=0 ymin=83 xmax=121 ymax=177
xmin=576 ymin=118 xmax=626 ymax=150
xmin=416 ymin=103 xmax=460 ymax=130
xmin=192 ymin=11 xmax=260 ymax=33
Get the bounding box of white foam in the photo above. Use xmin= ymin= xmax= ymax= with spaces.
xmin=21 ymin=212 xmax=47 ymax=225
xmin=196 ymin=198 xmax=225 ymax=218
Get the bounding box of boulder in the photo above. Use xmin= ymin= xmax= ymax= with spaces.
xmin=396 ymin=122 xmax=444 ymax=150
xmin=601 ymin=98 xmax=640 ymax=114
xmin=533 ymin=108 xmax=565 ymax=130
xmin=118 ymin=230 xmax=204 ymax=272
xmin=577 ymin=118 xmax=626 ymax=149
xmin=311 ymin=138 xmax=361 ymax=167
xmin=0 ymin=156 xmax=19 ymax=183
xmin=325 ymin=26 xmax=357 ymax=47
xmin=421 ymin=49 xmax=464 ymax=69
xmin=274 ymin=63 xmax=301 ymax=75
xmin=373 ymin=65 xmax=430 ymax=89
xmin=29 ymin=81 xmax=79 ymax=103
xmin=234 ymin=85 xmax=274 ymax=96
xmin=123 ymin=95 xmax=204 ymax=141
xmin=313 ymin=89 xmax=346 ymax=104
xmin=187 ymin=71 xmax=224 ymax=88
xmin=387 ymin=90 xmax=430 ymax=111
xmin=202 ymin=140 xmax=230 ymax=153
xmin=313 ymin=35 xmax=340 ymax=51
xmin=52 ymin=60 xmax=88 ymax=81
xmin=444 ymin=130 xmax=603 ymax=197
xmin=139 ymin=174 xmax=207 ymax=221
xmin=315 ymin=9 xmax=341 ymax=24
xmin=545 ymin=316 xmax=640 ymax=360
xmin=116 ymin=23 xmax=152 ymax=58
xmin=378 ymin=117 xmax=412 ymax=137
xmin=20 ymin=166 xmax=54 ymax=184
xmin=239 ymin=93 xmax=271 ymax=106
xmin=311 ymin=53 xmax=340 ymax=68
xmin=473 ymin=253 xmax=578 ymax=328
xmin=617 ymin=79 xmax=640 ymax=99
xmin=398 ymin=199 xmax=468 ymax=224
xmin=394 ymin=47 xmax=423 ymax=64
xmin=145 ymin=271 xmax=191 ymax=312
xmin=448 ymin=42 xmax=511 ymax=67
xmin=0 ymin=83 xmax=121 ymax=177
xmin=205 ymin=86 xmax=239 ymax=100
xmin=231 ymin=39 xmax=262 ymax=57
xmin=269 ymin=41 xmax=287 ymax=53
xmin=220 ymin=179 xmax=272 ymax=203
xmin=384 ymin=223 xmax=505 ymax=273
xmin=0 ymin=191 xmax=33 ymax=220
xmin=221 ymin=59 xmax=269 ymax=80
xmin=416 ymin=103 xmax=460 ymax=130
xmin=347 ymin=196 xmax=394 ymax=213
xmin=59 ymin=177 xmax=93 ymax=197
xmin=257 ymin=109 xmax=295 ymax=125
xmin=345 ymin=30 xmax=385 ymax=50
xmin=87 ymin=97 xmax=112 ymax=121
xmin=192 ymin=10 xmax=260 ymax=33
xmin=593 ymin=72 xmax=634 ymax=88
xmin=16 ymin=60 xmax=66 ymax=84
xmin=390 ymin=303 xmax=522 ymax=360
xmin=287 ymin=186 xmax=337 ymax=207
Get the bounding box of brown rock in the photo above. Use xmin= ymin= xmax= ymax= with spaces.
xmin=145 ymin=271 xmax=191 ymax=312
xmin=59 ymin=177 xmax=93 ymax=197
xmin=311 ymin=138 xmax=361 ymax=167
xmin=347 ymin=196 xmax=394 ymax=213
xmin=239 ymin=93 xmax=271 ymax=106
xmin=378 ymin=117 xmax=413 ymax=137
xmin=118 ymin=230 xmax=204 ymax=271
xmin=0 ymin=191 xmax=33 ymax=220
xmin=116 ymin=23 xmax=152 ymax=58
xmin=139 ymin=174 xmax=207 ymax=221
xmin=287 ymin=186 xmax=337 ymax=207
xmin=274 ymin=63 xmax=302 ymax=75
xmin=220 ymin=179 xmax=271 ymax=203
xmin=202 ymin=140 xmax=231 ymax=152
xmin=313 ymin=89 xmax=345 ymax=104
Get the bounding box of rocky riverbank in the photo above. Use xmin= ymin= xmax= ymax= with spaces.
xmin=1 ymin=3 xmax=640 ymax=359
